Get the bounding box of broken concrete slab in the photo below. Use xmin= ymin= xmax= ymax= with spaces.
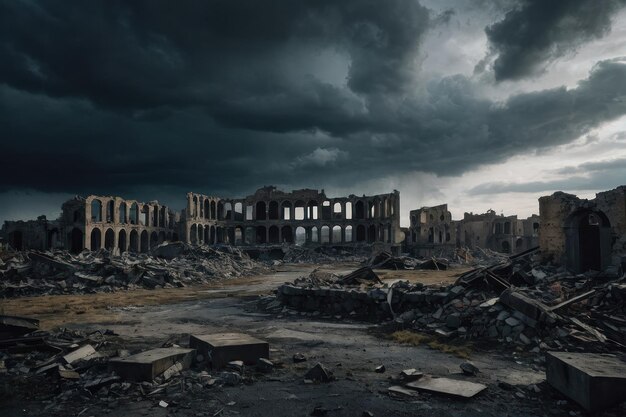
xmin=388 ymin=385 xmax=420 ymax=398
xmin=546 ymin=351 xmax=626 ymax=412
xmin=406 ymin=376 xmax=487 ymax=398
xmin=0 ymin=315 xmax=40 ymax=339
xmin=63 ymin=344 xmax=99 ymax=364
xmin=189 ymin=333 xmax=269 ymax=369
xmin=108 ymin=348 xmax=195 ymax=381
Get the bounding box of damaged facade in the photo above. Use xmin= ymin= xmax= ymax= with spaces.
xmin=405 ymin=205 xmax=540 ymax=256
xmin=183 ymin=186 xmax=402 ymax=249
xmin=539 ymin=186 xmax=626 ymax=273
xmin=2 ymin=186 xmax=403 ymax=253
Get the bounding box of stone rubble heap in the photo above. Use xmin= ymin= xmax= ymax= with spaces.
xmin=261 ymin=249 xmax=626 ymax=354
xmin=0 ymin=243 xmax=269 ymax=297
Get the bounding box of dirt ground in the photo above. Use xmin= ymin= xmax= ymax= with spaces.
xmin=2 ymin=263 xmax=622 ymax=417
xmin=0 ymin=264 xmax=469 ymax=330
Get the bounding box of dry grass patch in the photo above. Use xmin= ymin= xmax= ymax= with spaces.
xmin=390 ymin=330 xmax=472 ymax=359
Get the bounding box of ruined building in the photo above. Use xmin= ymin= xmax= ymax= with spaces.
xmin=183 ymin=186 xmax=402 ymax=248
xmin=404 ymin=205 xmax=540 ymax=256
xmin=539 ymin=186 xmax=626 ymax=273
xmin=1 ymin=187 xmax=403 ymax=253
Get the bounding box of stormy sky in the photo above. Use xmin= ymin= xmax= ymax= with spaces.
xmin=2 ymin=0 xmax=626 ymax=226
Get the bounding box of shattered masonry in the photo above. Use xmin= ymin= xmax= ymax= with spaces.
xmin=1 ymin=186 xmax=403 ymax=255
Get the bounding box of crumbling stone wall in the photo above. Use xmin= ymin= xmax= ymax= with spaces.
xmin=406 ymin=204 xmax=456 ymax=256
xmin=456 ymin=210 xmax=538 ymax=254
xmin=59 ymin=195 xmax=177 ymax=254
xmin=1 ymin=216 xmax=61 ymax=251
xmin=539 ymin=186 xmax=626 ymax=271
xmin=184 ymin=186 xmax=403 ymax=249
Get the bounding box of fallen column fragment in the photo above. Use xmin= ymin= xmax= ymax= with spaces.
xmin=546 ymin=351 xmax=626 ymax=412
xmin=108 ymin=347 xmax=195 ymax=381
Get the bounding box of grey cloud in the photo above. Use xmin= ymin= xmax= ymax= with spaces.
xmin=484 ymin=0 xmax=626 ymax=81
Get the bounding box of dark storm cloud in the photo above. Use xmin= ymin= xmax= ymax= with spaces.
xmin=1 ymin=0 xmax=626 ymax=207
xmin=484 ymin=0 xmax=626 ymax=81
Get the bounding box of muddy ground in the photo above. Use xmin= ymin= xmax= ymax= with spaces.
xmin=1 ymin=263 xmax=623 ymax=417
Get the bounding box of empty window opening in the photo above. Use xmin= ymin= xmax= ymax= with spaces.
xmin=268 ymin=201 xmax=279 ymax=220
xmin=333 ymin=203 xmax=342 ymax=219
xmin=106 ymin=200 xmax=114 ymax=223
xmin=91 ymin=200 xmax=102 ymax=222
xmin=282 ymin=201 xmax=292 ymax=220
xmin=246 ymin=205 xmax=254 ymax=220
xmin=129 ymin=230 xmax=139 ymax=252
xmin=119 ymin=203 xmax=127 ymax=224
xmin=311 ymin=226 xmax=319 ymax=243
xmin=345 ymin=225 xmax=353 ymax=242
xmin=256 ymin=201 xmax=266 ymax=220
xmin=234 ymin=203 xmax=243 ymax=221
xmin=269 ymin=226 xmax=279 ymax=244
xmin=345 ymin=202 xmax=352 ymax=220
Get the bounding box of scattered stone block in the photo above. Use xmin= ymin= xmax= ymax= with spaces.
xmin=256 ymin=358 xmax=274 ymax=373
xmin=189 ymin=333 xmax=269 ymax=369
xmin=293 ymin=353 xmax=307 ymax=363
xmin=460 ymin=362 xmax=479 ymax=376
xmin=108 ymin=347 xmax=195 ymax=381
xmin=305 ymin=363 xmax=333 ymax=382
xmin=388 ymin=385 xmax=420 ymax=398
xmin=546 ymin=351 xmax=626 ymax=412
xmin=63 ymin=344 xmax=99 ymax=364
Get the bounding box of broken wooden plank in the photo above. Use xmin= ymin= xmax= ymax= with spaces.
xmin=549 ymin=290 xmax=595 ymax=312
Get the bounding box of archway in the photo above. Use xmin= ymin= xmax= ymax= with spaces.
xmin=104 ymin=228 xmax=115 ymax=251
xmin=119 ymin=229 xmax=127 ymax=253
xmin=150 ymin=232 xmax=158 ymax=249
xmin=268 ymin=201 xmax=279 ymax=220
xmin=367 ymin=225 xmax=376 ymax=243
xmin=268 ymin=226 xmax=279 ymax=244
xmin=516 ymin=238 xmax=524 ymax=251
xmin=256 ymin=201 xmax=266 ymax=220
xmin=355 ymin=201 xmax=365 ymax=219
xmin=295 ymin=227 xmax=305 ymax=246
xmin=140 ymin=231 xmax=149 ymax=253
xmin=332 ymin=225 xmax=342 ymax=243
xmin=281 ymin=201 xmax=292 ymax=220
xmin=129 ymin=230 xmax=139 ymax=252
xmin=321 ymin=226 xmax=330 ymax=244
xmin=356 ymin=225 xmax=366 ymax=242
xmin=565 ymin=209 xmax=612 ymax=273
xmin=281 ymin=226 xmax=293 ymax=243
xmin=501 ymin=241 xmax=510 ymax=254
xmin=190 ymin=224 xmax=198 ymax=244
xmin=91 ymin=200 xmax=102 ymax=222
xmin=345 ymin=225 xmax=353 ymax=242
xmin=106 ymin=200 xmax=114 ymax=223
xmin=90 ymin=228 xmax=102 ymax=251
xmin=8 ymin=231 xmax=23 ymax=250
xmin=256 ymin=226 xmax=267 ymax=244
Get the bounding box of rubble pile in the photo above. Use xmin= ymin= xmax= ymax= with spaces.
xmin=0 ymin=323 xmax=265 ymax=413
xmin=0 ymin=243 xmax=269 ymax=297
xmin=262 ymin=248 xmax=626 ymax=353
xmin=282 ymin=246 xmax=368 ymax=264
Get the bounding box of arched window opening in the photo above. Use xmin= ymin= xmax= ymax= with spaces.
xmin=104 ymin=228 xmax=115 ymax=251
xmin=268 ymin=201 xmax=279 ymax=220
xmin=321 ymin=226 xmax=330 ymax=244
xmin=91 ymin=200 xmax=102 ymax=222
xmin=106 ymin=200 xmax=114 ymax=223
xmin=119 ymin=202 xmax=127 ymax=224
xmin=90 ymin=228 xmax=102 ymax=251
xmin=281 ymin=226 xmax=293 ymax=243
xmin=332 ymin=226 xmax=342 ymax=243
xmin=256 ymin=201 xmax=266 ymax=220
xmin=345 ymin=202 xmax=352 ymax=220
xmin=295 ymin=227 xmax=306 ymax=246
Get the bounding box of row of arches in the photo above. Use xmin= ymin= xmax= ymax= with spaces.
xmin=189 ymin=197 xmax=397 ymax=222
xmin=89 ymin=199 xmax=172 ymax=229
xmin=69 ymin=227 xmax=179 ymax=254
xmin=188 ymin=223 xmax=394 ymax=245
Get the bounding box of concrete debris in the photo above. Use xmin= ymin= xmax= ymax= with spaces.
xmin=304 ymin=363 xmax=334 ymax=382
xmin=375 ymin=365 xmax=386 ymax=373
xmin=292 ymin=353 xmax=307 ymax=363
xmin=388 ymin=385 xmax=420 ymax=398
xmin=400 ymin=368 xmax=423 ymax=381
xmin=189 ymin=333 xmax=269 ymax=369
xmin=405 ymin=376 xmax=487 ymax=398
xmin=256 ymin=358 xmax=274 ymax=373
xmin=218 ymin=371 xmax=242 ymax=386
xmin=546 ymin=351 xmax=626 ymax=412
xmin=0 ymin=244 xmax=268 ymax=297
xmin=108 ymin=347 xmax=195 ymax=381
xmin=0 ymin=315 xmax=40 ymax=339
xmin=267 ymin=250 xmax=626 ymax=353
xmin=459 ymin=362 xmax=479 ymax=376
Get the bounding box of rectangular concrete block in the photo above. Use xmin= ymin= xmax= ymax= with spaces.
xmin=108 ymin=347 xmax=195 ymax=381
xmin=546 ymin=351 xmax=626 ymax=412
xmin=189 ymin=333 xmax=269 ymax=369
